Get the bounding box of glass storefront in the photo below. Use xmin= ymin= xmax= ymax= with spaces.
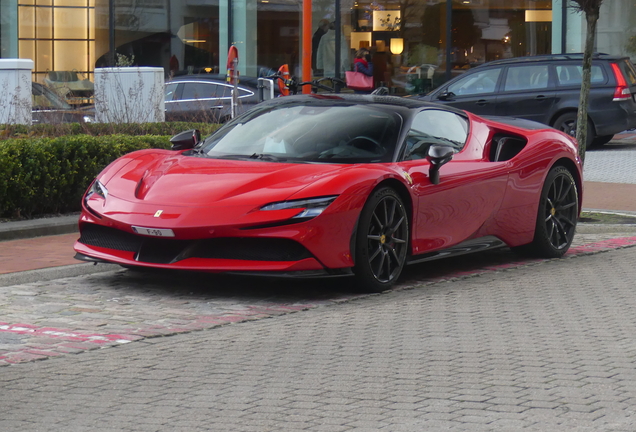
xmin=0 ymin=0 xmax=634 ymax=98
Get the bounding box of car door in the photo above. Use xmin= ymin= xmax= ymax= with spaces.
xmin=495 ymin=63 xmax=556 ymax=124
xmin=400 ymin=109 xmax=509 ymax=255
xmin=433 ymin=67 xmax=503 ymax=115
xmin=165 ymin=81 xmax=225 ymax=122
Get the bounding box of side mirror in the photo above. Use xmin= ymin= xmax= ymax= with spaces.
xmin=437 ymin=91 xmax=454 ymax=101
xmin=426 ymin=144 xmax=454 ymax=185
xmin=170 ymin=129 xmax=201 ymax=151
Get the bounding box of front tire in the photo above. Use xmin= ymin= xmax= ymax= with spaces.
xmin=354 ymin=187 xmax=409 ymax=293
xmin=516 ymin=166 xmax=578 ymax=258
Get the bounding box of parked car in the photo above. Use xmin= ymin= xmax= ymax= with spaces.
xmin=416 ymin=53 xmax=636 ymax=148
xmin=32 ymin=82 xmax=94 ymax=124
xmin=74 ymin=94 xmax=582 ymax=292
xmin=165 ymin=74 xmax=278 ymax=123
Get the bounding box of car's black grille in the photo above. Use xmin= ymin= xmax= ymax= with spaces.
xmin=79 ymin=224 xmax=142 ymax=252
xmin=79 ymin=224 xmax=313 ymax=264
xmin=192 ymin=238 xmax=313 ymax=261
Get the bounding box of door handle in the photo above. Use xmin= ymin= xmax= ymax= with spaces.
xmin=535 ymin=95 xmax=547 ymax=100
xmin=476 ymin=99 xmax=489 ymax=106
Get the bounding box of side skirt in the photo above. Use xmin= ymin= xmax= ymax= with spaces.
xmin=406 ymin=236 xmax=507 ymax=266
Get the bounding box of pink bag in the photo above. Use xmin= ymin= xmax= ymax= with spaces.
xmin=346 ymin=71 xmax=374 ymax=91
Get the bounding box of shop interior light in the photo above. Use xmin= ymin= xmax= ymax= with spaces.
xmin=390 ymin=38 xmax=404 ymax=55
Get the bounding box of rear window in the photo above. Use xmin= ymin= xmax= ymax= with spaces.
xmin=617 ymin=59 xmax=636 ymax=85
xmin=556 ymin=65 xmax=605 ymax=86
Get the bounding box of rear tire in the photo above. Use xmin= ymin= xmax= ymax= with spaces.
xmin=353 ymin=187 xmax=409 ymax=293
xmin=514 ymin=166 xmax=578 ymax=258
xmin=553 ymin=112 xmax=594 ymax=149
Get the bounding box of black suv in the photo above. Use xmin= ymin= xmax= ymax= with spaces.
xmin=417 ymin=54 xmax=636 ymax=148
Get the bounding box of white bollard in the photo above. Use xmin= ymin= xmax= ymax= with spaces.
xmin=94 ymin=67 xmax=165 ymax=123
xmin=0 ymin=59 xmax=33 ymax=125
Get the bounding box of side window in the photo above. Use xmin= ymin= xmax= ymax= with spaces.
xmin=165 ymin=83 xmax=178 ymax=101
xmin=556 ymin=65 xmax=605 ymax=86
xmin=214 ymin=84 xmax=233 ymax=98
xmin=238 ymin=87 xmax=255 ymax=97
xmin=182 ymin=83 xmax=217 ymax=100
xmin=404 ymin=110 xmax=469 ymax=161
xmin=447 ymin=68 xmax=501 ymax=96
xmin=504 ymin=65 xmax=549 ymax=91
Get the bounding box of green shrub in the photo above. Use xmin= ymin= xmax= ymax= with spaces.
xmin=0 ymin=122 xmax=220 ymax=140
xmin=0 ymin=134 xmax=172 ymax=219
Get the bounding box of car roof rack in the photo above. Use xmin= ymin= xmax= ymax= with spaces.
xmin=480 ymin=53 xmax=617 ymax=67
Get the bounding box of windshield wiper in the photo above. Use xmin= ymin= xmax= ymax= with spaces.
xmin=249 ymin=153 xmax=286 ymax=162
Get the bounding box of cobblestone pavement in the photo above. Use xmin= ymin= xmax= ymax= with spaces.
xmin=0 ymin=229 xmax=634 ymax=366
xmin=584 ymin=138 xmax=636 ymax=184
xmin=3 ymin=245 xmax=636 ymax=431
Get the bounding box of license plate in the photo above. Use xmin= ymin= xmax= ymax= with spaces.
xmin=132 ymin=226 xmax=175 ymax=237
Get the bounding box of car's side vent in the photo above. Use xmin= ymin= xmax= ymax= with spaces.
xmin=489 ymin=134 xmax=527 ymax=162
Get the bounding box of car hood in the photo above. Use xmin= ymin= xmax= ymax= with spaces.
xmin=103 ymin=151 xmax=347 ymax=207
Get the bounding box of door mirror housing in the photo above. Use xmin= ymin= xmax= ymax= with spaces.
xmin=437 ymin=91 xmax=454 ymax=101
xmin=426 ymin=144 xmax=454 ymax=185
xmin=170 ymin=129 xmax=201 ymax=151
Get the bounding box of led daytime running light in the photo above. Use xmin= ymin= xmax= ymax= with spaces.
xmin=261 ymin=196 xmax=338 ymax=218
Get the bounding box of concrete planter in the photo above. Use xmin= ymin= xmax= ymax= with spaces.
xmin=0 ymin=59 xmax=33 ymax=125
xmin=94 ymin=67 xmax=165 ymax=123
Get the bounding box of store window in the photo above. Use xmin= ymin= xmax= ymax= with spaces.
xmin=342 ymin=0 xmax=553 ymax=95
xmin=18 ymin=0 xmax=95 ymax=103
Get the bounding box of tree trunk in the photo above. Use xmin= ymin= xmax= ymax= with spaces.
xmin=575 ymin=10 xmax=599 ymax=164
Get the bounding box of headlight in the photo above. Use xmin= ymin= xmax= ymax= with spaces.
xmin=86 ymin=179 xmax=108 ymax=200
xmin=260 ymin=196 xmax=338 ymax=219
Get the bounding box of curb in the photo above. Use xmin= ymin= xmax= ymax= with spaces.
xmin=0 ymin=214 xmax=78 ymax=241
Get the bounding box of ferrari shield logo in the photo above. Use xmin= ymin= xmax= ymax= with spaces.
xmin=154 ymin=210 xmax=164 ymax=218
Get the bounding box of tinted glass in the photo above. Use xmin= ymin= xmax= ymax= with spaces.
xmin=556 ymin=65 xmax=605 ymax=86
xmin=182 ymin=82 xmax=217 ymax=100
xmin=504 ymin=65 xmax=549 ymax=91
xmin=165 ymin=83 xmax=178 ymax=101
xmin=404 ymin=109 xmax=469 ymax=160
xmin=618 ymin=60 xmax=636 ymax=85
xmin=32 ymin=83 xmax=72 ymax=109
xmin=447 ymin=68 xmax=501 ymax=96
xmin=201 ymin=102 xmax=402 ymax=163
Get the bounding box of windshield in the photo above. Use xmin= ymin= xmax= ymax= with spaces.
xmin=199 ymin=101 xmax=402 ymax=163
xmin=32 ymin=83 xmax=72 ymax=110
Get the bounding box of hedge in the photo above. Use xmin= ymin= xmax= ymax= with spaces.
xmin=0 ymin=122 xmax=220 ymax=140
xmin=0 ymin=134 xmax=176 ymax=219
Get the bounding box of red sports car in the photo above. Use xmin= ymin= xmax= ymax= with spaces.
xmin=74 ymin=95 xmax=583 ymax=292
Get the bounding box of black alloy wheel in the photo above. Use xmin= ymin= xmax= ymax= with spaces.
xmin=354 ymin=187 xmax=409 ymax=292
xmin=516 ymin=166 xmax=578 ymax=258
xmin=553 ymin=112 xmax=594 ymax=149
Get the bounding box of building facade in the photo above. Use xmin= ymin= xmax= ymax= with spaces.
xmin=0 ymin=0 xmax=634 ymax=94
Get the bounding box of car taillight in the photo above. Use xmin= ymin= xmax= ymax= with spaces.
xmin=611 ymin=63 xmax=631 ymax=101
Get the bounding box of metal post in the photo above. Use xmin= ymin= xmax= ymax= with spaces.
xmin=109 ymin=0 xmax=115 ymax=66
xmin=231 ymin=57 xmax=239 ymax=118
xmin=334 ymin=0 xmax=342 ymax=93
xmin=561 ymin=0 xmax=567 ymax=54
xmin=445 ymin=0 xmax=452 ymax=82
xmin=301 ymin=0 xmax=312 ymax=94
xmin=228 ymin=0 xmax=233 ymax=53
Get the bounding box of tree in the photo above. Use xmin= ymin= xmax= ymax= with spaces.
xmin=569 ymin=0 xmax=604 ymax=163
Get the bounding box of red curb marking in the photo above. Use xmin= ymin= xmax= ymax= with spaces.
xmin=0 ymin=324 xmax=134 ymax=344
